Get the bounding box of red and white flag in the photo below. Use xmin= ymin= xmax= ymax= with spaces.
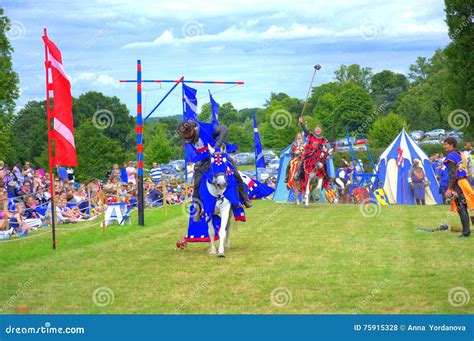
xmin=43 ymin=33 xmax=77 ymax=166
xmin=396 ymin=147 xmax=404 ymax=167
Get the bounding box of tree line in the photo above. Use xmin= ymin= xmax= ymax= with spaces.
xmin=0 ymin=0 xmax=472 ymax=181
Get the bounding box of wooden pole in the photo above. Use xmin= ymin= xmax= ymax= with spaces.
xmin=101 ymin=192 xmax=107 ymax=235
xmin=2 ymin=190 xmax=8 ymax=230
xmin=87 ymin=184 xmax=91 ymax=216
xmin=162 ymin=180 xmax=168 ymax=216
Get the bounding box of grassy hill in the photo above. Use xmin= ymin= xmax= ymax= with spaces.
xmin=0 ymin=201 xmax=472 ymax=314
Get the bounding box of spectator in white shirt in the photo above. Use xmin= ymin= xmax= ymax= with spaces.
xmin=126 ymin=161 xmax=137 ymax=185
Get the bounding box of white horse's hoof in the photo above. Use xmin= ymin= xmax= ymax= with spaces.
xmin=304 ymin=205 xmax=310 ymax=209
xmin=218 ymin=253 xmax=225 ymax=258
xmin=209 ymin=249 xmax=217 ymax=255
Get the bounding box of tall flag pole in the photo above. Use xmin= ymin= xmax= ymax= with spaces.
xmin=209 ymin=90 xmax=219 ymax=125
xmin=182 ymin=82 xmax=198 ymax=181
xmin=43 ymin=28 xmax=77 ymax=249
xmin=136 ymin=60 xmax=144 ymax=226
xmin=253 ymin=113 xmax=266 ymax=178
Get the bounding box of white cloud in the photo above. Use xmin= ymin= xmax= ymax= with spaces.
xmin=73 ymin=72 xmax=118 ymax=88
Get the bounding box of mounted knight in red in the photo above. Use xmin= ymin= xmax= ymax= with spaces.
xmin=297 ymin=116 xmax=331 ymax=207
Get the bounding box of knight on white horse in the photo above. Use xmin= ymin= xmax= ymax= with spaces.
xmin=196 ymin=143 xmax=246 ymax=257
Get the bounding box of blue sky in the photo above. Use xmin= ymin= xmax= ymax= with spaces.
xmin=3 ymin=0 xmax=449 ymax=117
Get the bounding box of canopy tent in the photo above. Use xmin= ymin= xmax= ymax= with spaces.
xmin=273 ymin=144 xmax=292 ymax=202
xmin=273 ymin=143 xmax=334 ymax=202
xmin=376 ymin=129 xmax=442 ymax=205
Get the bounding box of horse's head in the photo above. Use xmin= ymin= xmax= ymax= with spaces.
xmin=208 ymin=143 xmax=229 ymax=191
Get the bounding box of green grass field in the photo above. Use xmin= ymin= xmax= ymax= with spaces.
xmin=0 ymin=201 xmax=472 ymax=314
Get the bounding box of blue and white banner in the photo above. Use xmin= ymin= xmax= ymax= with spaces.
xmin=209 ymin=92 xmax=219 ymax=126
xmin=253 ymin=113 xmax=266 ymax=170
xmin=182 ymin=84 xmax=198 ymax=121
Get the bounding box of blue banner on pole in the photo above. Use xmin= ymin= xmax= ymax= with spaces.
xmin=253 ymin=113 xmax=266 ymax=174
xmin=182 ymin=83 xmax=198 ymax=121
xmin=209 ymin=92 xmax=219 ymax=126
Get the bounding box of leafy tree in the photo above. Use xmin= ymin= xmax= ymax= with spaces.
xmin=334 ymin=83 xmax=374 ymax=135
xmin=228 ymin=120 xmax=253 ymax=152
xmin=370 ymin=70 xmax=409 ymax=112
xmin=334 ymin=64 xmax=373 ymax=91
xmin=218 ymin=102 xmax=238 ymax=126
xmin=397 ymin=50 xmax=450 ymax=131
xmin=313 ymin=93 xmax=337 ymax=140
xmin=444 ymin=0 xmax=474 ymax=133
xmin=74 ymin=121 xmax=126 ymax=181
xmin=72 ymin=92 xmax=135 ymax=152
xmin=368 ymin=113 xmax=407 ymax=148
xmin=306 ymin=82 xmax=344 ymax=115
xmin=10 ymin=101 xmax=47 ymax=163
xmin=0 ymin=8 xmax=19 ymax=117
xmin=408 ymin=57 xmax=431 ymax=85
xmin=198 ymin=102 xmax=212 ymax=122
xmin=144 ymin=124 xmax=176 ymax=164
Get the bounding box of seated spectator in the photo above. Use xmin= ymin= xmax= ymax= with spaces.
xmin=17 ymin=180 xmax=33 ymax=203
xmin=23 ymin=195 xmax=44 ymax=229
xmin=147 ymin=185 xmax=163 ymax=206
xmin=33 ymin=170 xmax=45 ymax=191
xmin=24 ymin=196 xmax=43 ymax=219
xmin=57 ymin=198 xmax=79 ymax=223
xmin=34 ymin=186 xmax=50 ymax=205
xmin=22 ymin=161 xmax=34 ymax=181
xmin=9 ymin=203 xmax=33 ymax=236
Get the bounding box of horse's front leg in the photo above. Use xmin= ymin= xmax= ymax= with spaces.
xmin=304 ymin=175 xmax=311 ymax=208
xmin=224 ymin=219 xmax=231 ymax=249
xmin=208 ymin=220 xmax=216 ymax=255
xmin=315 ymin=177 xmax=323 ymax=201
xmin=218 ymin=201 xmax=231 ymax=257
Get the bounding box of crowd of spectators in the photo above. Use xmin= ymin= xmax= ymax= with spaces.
xmin=0 ymin=160 xmax=193 ymax=240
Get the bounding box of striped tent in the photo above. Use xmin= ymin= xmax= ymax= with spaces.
xmin=376 ymin=129 xmax=442 ymax=205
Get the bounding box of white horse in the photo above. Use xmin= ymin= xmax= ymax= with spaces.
xmin=205 ymin=144 xmax=232 ymax=258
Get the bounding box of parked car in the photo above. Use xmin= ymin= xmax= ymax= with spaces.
xmin=263 ymin=150 xmax=277 ymax=163
xmin=268 ymin=159 xmax=280 ymax=170
xmin=233 ymin=153 xmax=253 ymax=165
xmin=161 ymin=164 xmax=177 ymax=174
xmin=418 ymin=140 xmax=441 ymax=145
xmin=424 ymin=129 xmax=446 ymax=138
xmin=410 ymin=130 xmax=424 ymax=141
xmin=169 ymin=159 xmax=185 ymax=171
